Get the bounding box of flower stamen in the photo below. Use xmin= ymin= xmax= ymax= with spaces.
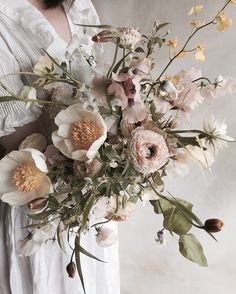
xmin=70 ymin=120 xmax=101 ymax=150
xmin=12 ymin=162 xmax=44 ymax=192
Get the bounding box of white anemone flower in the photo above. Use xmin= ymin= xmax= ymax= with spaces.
xmin=52 ymin=104 xmax=107 ymax=161
xmin=0 ymin=149 xmax=53 ymax=206
xmin=203 ymin=115 xmax=234 ymax=152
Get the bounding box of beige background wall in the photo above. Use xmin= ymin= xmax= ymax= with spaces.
xmin=93 ymin=1 xmax=236 ymax=293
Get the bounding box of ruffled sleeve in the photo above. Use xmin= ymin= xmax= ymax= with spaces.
xmin=0 ymin=35 xmax=42 ymax=137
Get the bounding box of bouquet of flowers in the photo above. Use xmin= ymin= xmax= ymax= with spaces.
xmin=0 ymin=0 xmax=235 ymax=291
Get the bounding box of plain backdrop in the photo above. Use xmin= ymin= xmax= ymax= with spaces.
xmin=92 ymin=1 xmax=236 ymax=294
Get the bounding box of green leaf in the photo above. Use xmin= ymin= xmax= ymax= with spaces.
xmin=150 ymin=198 xmax=172 ymax=214
xmin=155 ymin=22 xmax=170 ymax=32
xmin=76 ymin=24 xmax=114 ymax=30
xmin=75 ymin=235 xmax=86 ymax=293
xmin=163 ymin=207 xmax=192 ymax=235
xmin=179 ymin=234 xmax=208 ymax=267
xmin=103 ymin=145 xmax=118 ymax=160
xmin=78 ymin=244 xmax=106 ymax=263
xmin=135 ymin=47 xmax=145 ymax=53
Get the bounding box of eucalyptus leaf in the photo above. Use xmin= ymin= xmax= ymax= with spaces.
xmin=163 ymin=207 xmax=192 ymax=235
xmin=75 ymin=235 xmax=86 ymax=293
xmin=179 ymin=234 xmax=208 ymax=267
xmin=78 ymin=244 xmax=106 ymax=263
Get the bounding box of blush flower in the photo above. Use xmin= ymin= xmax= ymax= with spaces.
xmin=52 ymin=104 xmax=107 ymax=161
xmin=155 ymin=68 xmax=204 ymax=114
xmin=96 ymin=226 xmax=118 ymax=247
xmin=92 ymin=27 xmax=142 ymax=50
xmin=108 ymin=72 xmax=147 ymax=124
xmin=0 ymin=149 xmax=53 ymax=206
xmin=128 ymin=128 xmax=169 ymax=174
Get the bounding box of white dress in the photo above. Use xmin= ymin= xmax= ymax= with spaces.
xmin=0 ymin=1 xmax=120 ymax=293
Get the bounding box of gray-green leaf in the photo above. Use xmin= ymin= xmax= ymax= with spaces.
xmin=179 ymin=234 xmax=208 ymax=267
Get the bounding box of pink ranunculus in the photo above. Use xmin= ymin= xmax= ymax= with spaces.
xmin=128 ymin=128 xmax=170 ymax=174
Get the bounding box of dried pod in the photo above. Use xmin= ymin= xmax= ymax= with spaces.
xmin=204 ymin=218 xmax=224 ymax=233
xmin=66 ymin=262 xmax=76 ymax=278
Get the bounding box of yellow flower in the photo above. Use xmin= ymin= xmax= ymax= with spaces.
xmin=215 ymin=11 xmax=232 ymax=31
xmin=230 ymin=0 xmax=236 ymax=3
xmin=188 ymin=5 xmax=204 ymax=16
xmin=195 ymin=44 xmax=205 ymax=61
xmin=166 ymin=37 xmax=178 ymax=49
xmin=191 ymin=19 xmax=205 ymax=28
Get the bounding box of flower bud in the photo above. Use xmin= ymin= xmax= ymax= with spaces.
xmin=204 ymin=218 xmax=224 ymax=233
xmin=27 ymin=197 xmax=48 ymax=210
xmin=74 ymin=158 xmax=101 ymax=178
xmin=66 ymin=262 xmax=76 ymax=278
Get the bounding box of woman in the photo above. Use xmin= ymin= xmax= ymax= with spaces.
xmin=0 ymin=1 xmax=120 ymax=293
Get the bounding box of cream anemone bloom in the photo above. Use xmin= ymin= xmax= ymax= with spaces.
xmin=52 ymin=104 xmax=107 ymax=161
xmin=0 ymin=149 xmax=53 ymax=207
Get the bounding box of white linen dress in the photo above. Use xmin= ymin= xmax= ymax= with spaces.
xmin=0 ymin=1 xmax=120 ymax=293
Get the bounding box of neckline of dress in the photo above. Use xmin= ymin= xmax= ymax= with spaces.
xmin=25 ymin=0 xmax=73 ymax=45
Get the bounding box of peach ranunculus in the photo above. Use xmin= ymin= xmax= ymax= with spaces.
xmin=128 ymin=128 xmax=170 ymax=174
xmin=52 ymin=103 xmax=107 ymax=161
xmin=0 ymin=149 xmax=53 ymax=207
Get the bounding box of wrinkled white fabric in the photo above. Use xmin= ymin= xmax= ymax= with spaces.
xmin=0 ymin=1 xmax=120 ymax=293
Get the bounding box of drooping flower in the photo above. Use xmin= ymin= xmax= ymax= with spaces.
xmin=19 ymin=133 xmax=47 ymax=152
xmin=96 ymin=226 xmax=118 ymax=247
xmin=195 ymin=44 xmax=205 ymax=61
xmin=34 ymin=54 xmax=57 ymax=75
xmin=155 ymin=230 xmax=167 ymax=247
xmin=0 ymin=149 xmax=53 ymax=207
xmin=52 ymin=104 xmax=107 ymax=161
xmin=215 ymin=11 xmax=232 ymax=31
xmin=17 ymin=86 xmax=38 ymax=109
xmin=92 ymin=27 xmax=142 ymax=50
xmin=128 ymin=128 xmax=169 ymax=174
xmin=188 ymin=5 xmax=204 ymax=16
xmin=202 ymin=115 xmax=234 ymax=152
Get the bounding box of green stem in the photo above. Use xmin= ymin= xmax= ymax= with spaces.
xmin=107 ymin=39 xmax=120 ymax=78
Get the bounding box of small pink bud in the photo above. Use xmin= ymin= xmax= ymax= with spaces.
xmin=27 ymin=197 xmax=48 ymax=210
